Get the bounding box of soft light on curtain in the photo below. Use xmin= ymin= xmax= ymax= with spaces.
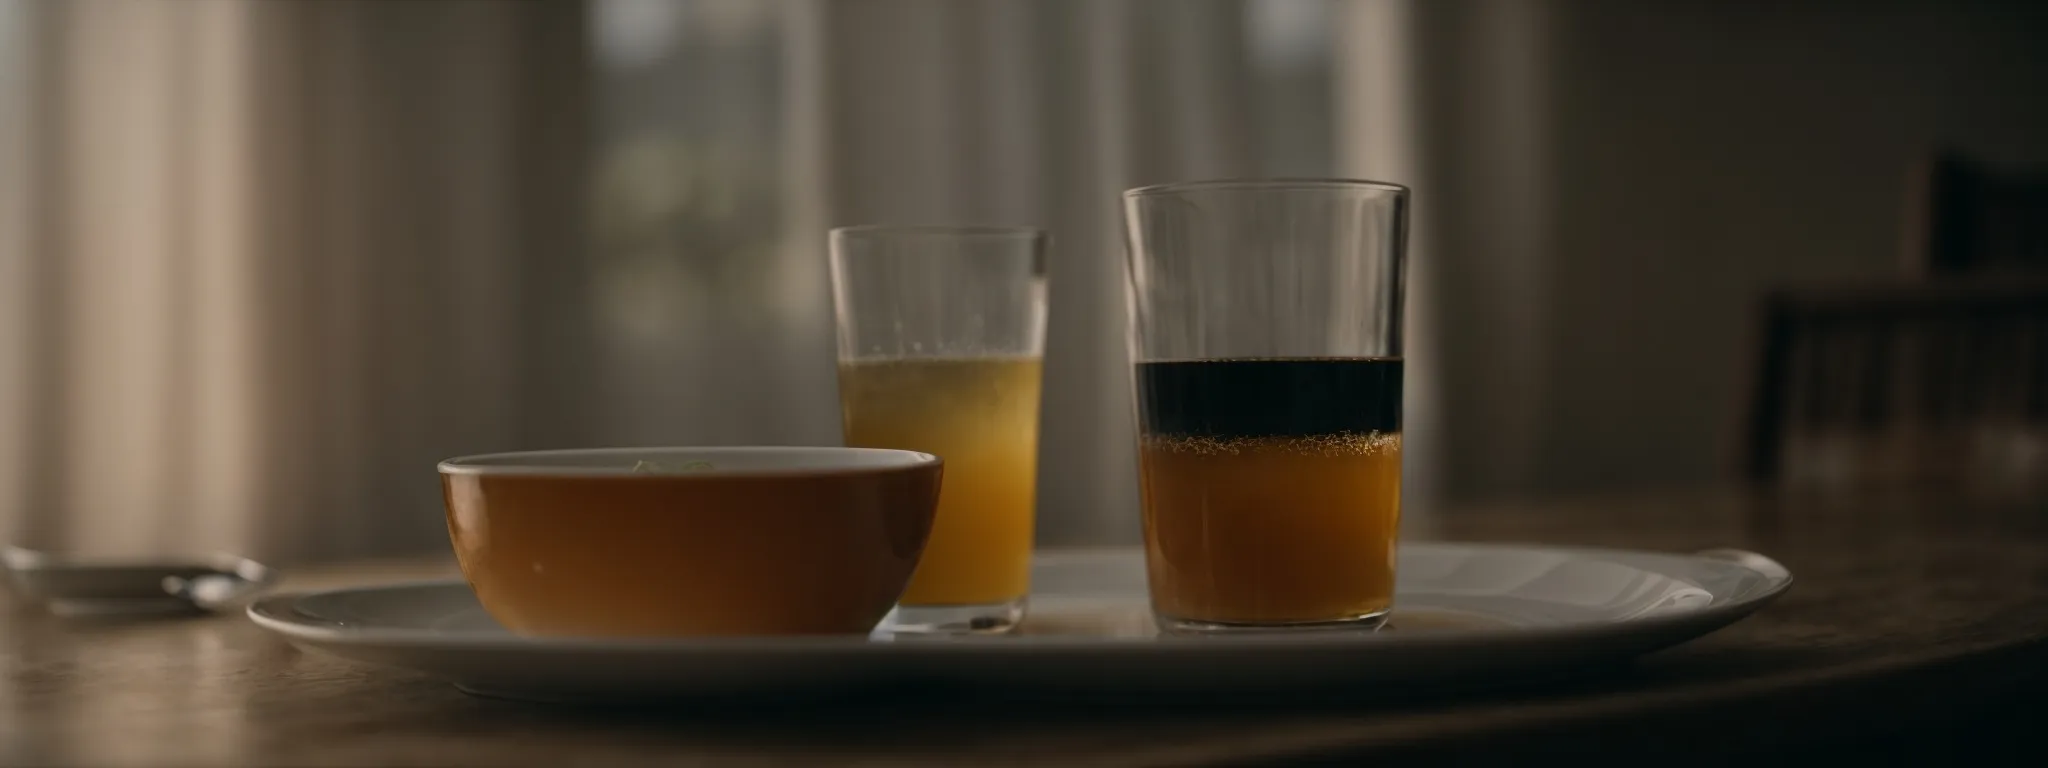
xmin=0 ymin=0 xmax=590 ymax=563
xmin=1 ymin=0 xmax=1390 ymax=563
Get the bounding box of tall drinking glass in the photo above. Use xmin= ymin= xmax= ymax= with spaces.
xmin=1121 ymin=179 xmax=1409 ymax=633
xmin=829 ymin=226 xmax=1047 ymax=634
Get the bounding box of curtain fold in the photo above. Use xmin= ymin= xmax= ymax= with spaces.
xmin=0 ymin=0 xmax=590 ymax=563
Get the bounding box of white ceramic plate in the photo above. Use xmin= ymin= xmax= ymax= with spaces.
xmin=248 ymin=543 xmax=1791 ymax=701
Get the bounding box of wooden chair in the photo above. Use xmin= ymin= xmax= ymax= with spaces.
xmin=1904 ymin=152 xmax=2048 ymax=276
xmin=1743 ymin=278 xmax=2048 ymax=492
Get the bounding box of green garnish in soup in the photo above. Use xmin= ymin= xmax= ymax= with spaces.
xmin=631 ymin=459 xmax=716 ymax=473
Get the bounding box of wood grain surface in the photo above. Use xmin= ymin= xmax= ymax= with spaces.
xmin=4 ymin=488 xmax=2045 ymax=766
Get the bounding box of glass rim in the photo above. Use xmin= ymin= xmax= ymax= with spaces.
xmin=830 ymin=224 xmax=1047 ymax=240
xmin=1122 ymin=177 xmax=1409 ymax=199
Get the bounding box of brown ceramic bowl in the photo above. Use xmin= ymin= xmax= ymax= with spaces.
xmin=438 ymin=447 xmax=942 ymax=638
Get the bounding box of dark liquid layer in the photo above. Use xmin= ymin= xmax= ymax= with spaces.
xmin=1135 ymin=357 xmax=1403 ymax=438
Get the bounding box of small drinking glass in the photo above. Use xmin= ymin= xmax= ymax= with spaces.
xmin=829 ymin=225 xmax=1048 ymax=634
xmin=1121 ymin=179 xmax=1410 ymax=633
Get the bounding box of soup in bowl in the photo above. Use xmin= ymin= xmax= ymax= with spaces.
xmin=439 ymin=447 xmax=942 ymax=638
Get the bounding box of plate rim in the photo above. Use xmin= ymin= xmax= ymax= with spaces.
xmin=248 ymin=541 xmax=1793 ymax=655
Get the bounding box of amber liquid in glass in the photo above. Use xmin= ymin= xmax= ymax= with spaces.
xmin=838 ymin=357 xmax=1041 ymax=606
xmin=1135 ymin=357 xmax=1402 ymax=625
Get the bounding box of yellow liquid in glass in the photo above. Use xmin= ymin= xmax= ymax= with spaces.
xmin=837 ymin=357 xmax=1041 ymax=606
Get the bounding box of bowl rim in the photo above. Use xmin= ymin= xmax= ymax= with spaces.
xmin=437 ymin=446 xmax=941 ymax=478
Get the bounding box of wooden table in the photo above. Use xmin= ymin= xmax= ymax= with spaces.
xmin=5 ymin=488 xmax=2046 ymax=766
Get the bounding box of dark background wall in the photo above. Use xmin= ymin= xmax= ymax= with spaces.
xmin=1413 ymin=0 xmax=2048 ymax=500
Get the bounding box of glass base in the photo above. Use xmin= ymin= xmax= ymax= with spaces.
xmin=1155 ymin=609 xmax=1390 ymax=635
xmin=879 ymin=598 xmax=1026 ymax=635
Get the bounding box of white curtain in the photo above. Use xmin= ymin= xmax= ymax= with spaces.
xmin=0 ymin=0 xmax=590 ymax=563
xmin=1 ymin=0 xmax=1373 ymax=562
